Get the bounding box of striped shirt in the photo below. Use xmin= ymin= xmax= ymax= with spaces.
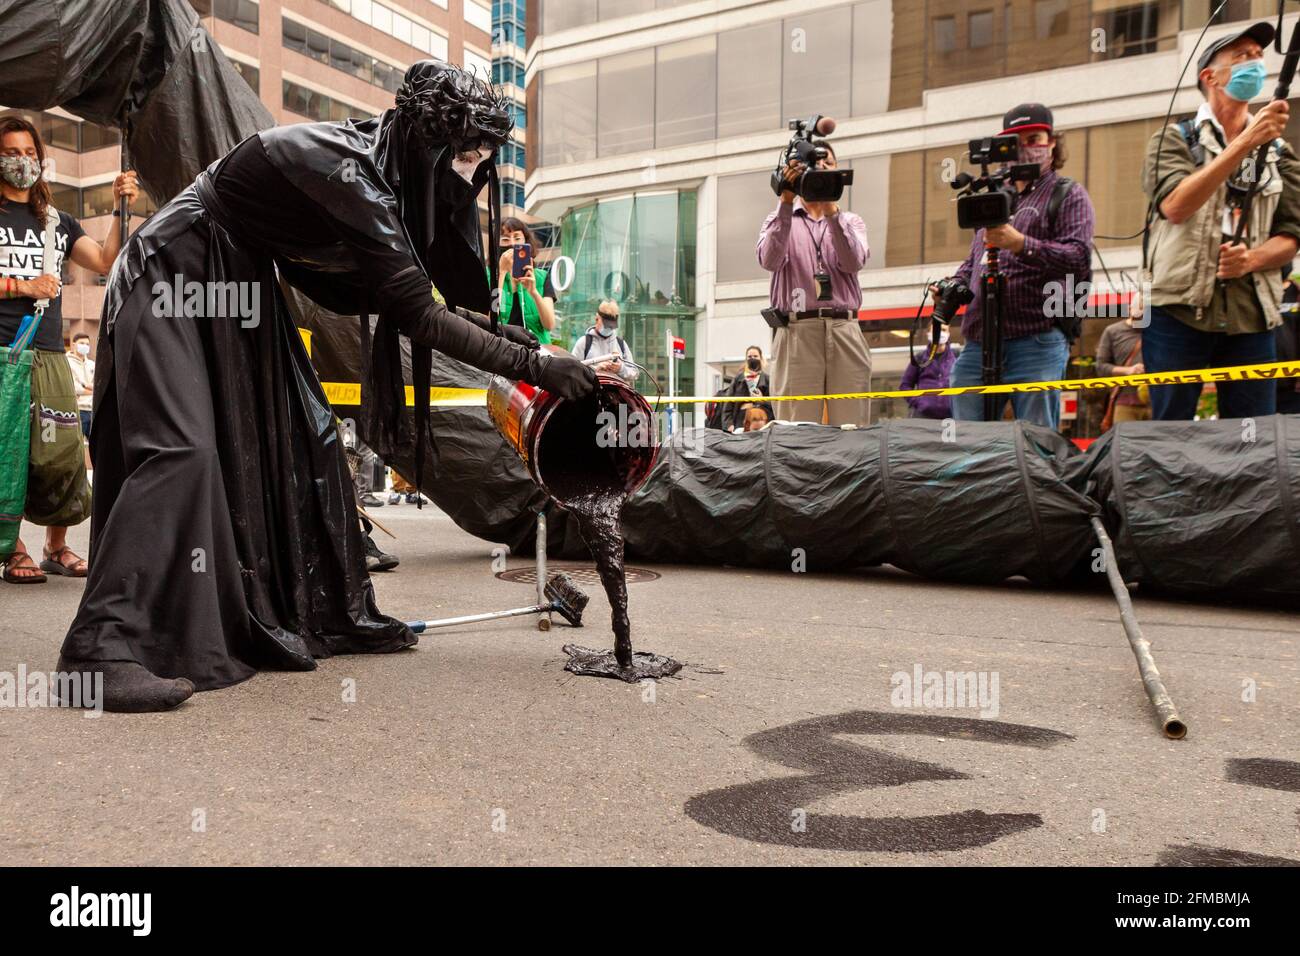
xmin=953 ymin=169 xmax=1095 ymax=342
xmin=757 ymin=199 xmax=869 ymax=312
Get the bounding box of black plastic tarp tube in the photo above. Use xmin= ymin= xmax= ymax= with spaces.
xmin=611 ymin=419 xmax=1098 ymax=584
xmin=1071 ymin=416 xmax=1300 ymax=604
xmin=0 ymin=0 xmax=274 ymax=204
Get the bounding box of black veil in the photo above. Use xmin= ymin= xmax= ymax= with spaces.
xmin=365 ymin=60 xmax=513 ymax=493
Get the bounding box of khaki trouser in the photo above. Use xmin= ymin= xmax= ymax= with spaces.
xmin=770 ymin=316 xmax=873 ymax=426
xmin=1112 ymin=403 xmax=1151 ymax=424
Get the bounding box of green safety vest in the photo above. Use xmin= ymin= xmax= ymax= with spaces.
xmin=494 ymin=265 xmax=553 ymax=345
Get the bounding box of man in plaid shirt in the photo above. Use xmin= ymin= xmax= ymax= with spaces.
xmin=946 ymin=103 xmax=1096 ymax=428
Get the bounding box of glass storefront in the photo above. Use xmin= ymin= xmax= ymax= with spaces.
xmin=555 ymin=189 xmax=700 ymax=399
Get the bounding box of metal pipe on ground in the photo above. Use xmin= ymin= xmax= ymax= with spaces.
xmin=1090 ymin=515 xmax=1187 ymax=739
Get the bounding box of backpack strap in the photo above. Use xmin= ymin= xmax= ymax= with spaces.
xmin=1177 ymin=118 xmax=1206 ymax=168
xmin=1046 ymin=177 xmax=1075 ymax=231
xmin=581 ymin=332 xmax=594 ymax=359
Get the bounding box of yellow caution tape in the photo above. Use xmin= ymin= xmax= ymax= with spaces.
xmin=651 ymin=360 xmax=1300 ymax=404
xmin=321 ymin=382 xmax=487 ymax=407
xmin=317 ymin=360 xmax=1300 ymax=408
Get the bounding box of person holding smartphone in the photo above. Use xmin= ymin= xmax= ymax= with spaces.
xmin=496 ymin=217 xmax=557 ymax=344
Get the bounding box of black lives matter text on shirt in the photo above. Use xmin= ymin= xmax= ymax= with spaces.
xmin=0 ymin=201 xmax=86 ymax=352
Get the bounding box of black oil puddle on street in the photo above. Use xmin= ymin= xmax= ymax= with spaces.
xmin=684 ymin=710 xmax=1072 ymax=853
xmin=541 ymin=394 xmax=681 ymax=683
xmin=562 ymin=643 xmax=683 ymax=681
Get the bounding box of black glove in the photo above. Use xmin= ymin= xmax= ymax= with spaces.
xmin=381 ymin=267 xmax=591 ymax=397
xmin=454 ymin=306 xmax=540 ymax=349
xmin=536 ymin=352 xmax=598 ymax=400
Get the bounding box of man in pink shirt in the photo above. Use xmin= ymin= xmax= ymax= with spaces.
xmin=757 ymin=143 xmax=872 ymax=426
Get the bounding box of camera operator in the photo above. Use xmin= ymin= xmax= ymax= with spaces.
xmin=757 ymin=142 xmax=872 ymax=427
xmin=1141 ymin=22 xmax=1300 ymax=421
xmin=943 ymin=104 xmax=1095 ymax=428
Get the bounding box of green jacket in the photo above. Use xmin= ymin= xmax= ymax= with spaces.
xmin=1142 ymin=115 xmax=1300 ymax=332
xmin=495 ymin=264 xmax=553 ymax=344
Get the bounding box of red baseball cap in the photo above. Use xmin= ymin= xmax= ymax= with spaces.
xmin=1000 ymin=103 xmax=1054 ymax=137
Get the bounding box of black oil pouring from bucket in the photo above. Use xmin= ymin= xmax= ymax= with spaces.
xmin=487 ymin=354 xmax=682 ymax=682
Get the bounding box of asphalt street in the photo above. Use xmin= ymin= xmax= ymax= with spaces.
xmin=2 ymin=503 xmax=1298 ymax=865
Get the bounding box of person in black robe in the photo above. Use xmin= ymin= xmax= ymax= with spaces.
xmin=57 ymin=61 xmax=596 ymax=711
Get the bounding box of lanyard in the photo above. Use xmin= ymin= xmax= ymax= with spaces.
xmin=800 ymin=214 xmax=829 ymax=270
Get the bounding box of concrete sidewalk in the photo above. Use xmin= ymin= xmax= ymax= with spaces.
xmin=1 ymin=505 xmax=1297 ymax=865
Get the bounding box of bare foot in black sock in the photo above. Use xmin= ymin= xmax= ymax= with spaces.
xmin=56 ymin=657 xmax=195 ymax=713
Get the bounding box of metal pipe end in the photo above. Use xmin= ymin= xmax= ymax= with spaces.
xmin=1162 ymin=716 xmax=1188 ymax=740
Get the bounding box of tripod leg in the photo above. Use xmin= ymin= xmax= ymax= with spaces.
xmin=535 ymin=506 xmax=551 ymax=632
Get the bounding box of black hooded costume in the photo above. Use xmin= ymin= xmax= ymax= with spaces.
xmin=58 ymin=61 xmax=595 ymax=709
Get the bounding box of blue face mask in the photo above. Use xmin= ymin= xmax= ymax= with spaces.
xmin=1224 ymin=59 xmax=1267 ymax=102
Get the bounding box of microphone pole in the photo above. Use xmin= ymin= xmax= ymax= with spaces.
xmin=1229 ymin=2 xmax=1300 ymax=250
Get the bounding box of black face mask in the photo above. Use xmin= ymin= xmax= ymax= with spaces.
xmin=746 ymin=357 xmax=761 ymax=371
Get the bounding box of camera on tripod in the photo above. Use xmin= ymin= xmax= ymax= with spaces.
xmin=770 ymin=114 xmax=854 ymax=203
xmin=951 ymin=134 xmax=1040 ymax=230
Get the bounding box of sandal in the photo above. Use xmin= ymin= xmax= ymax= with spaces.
xmin=2 ymin=551 xmax=47 ymax=584
xmin=40 ymin=546 xmax=88 ymax=578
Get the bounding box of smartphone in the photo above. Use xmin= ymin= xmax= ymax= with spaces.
xmin=511 ymin=243 xmax=533 ymax=279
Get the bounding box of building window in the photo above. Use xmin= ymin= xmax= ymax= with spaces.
xmin=852 ymin=0 xmax=893 ymax=118
xmin=717 ymin=21 xmax=782 ymax=139
xmin=542 ymin=0 xmax=597 ymax=32
xmin=655 ymin=36 xmax=716 ymax=148
xmin=598 ymin=0 xmax=655 ymax=18
xmin=597 ymin=49 xmax=654 ymax=157
xmin=203 ymin=0 xmax=260 ymax=35
xmin=48 ymin=182 xmax=82 ymax=219
xmin=716 ymin=170 xmax=776 ymax=283
xmin=1034 ymin=0 xmax=1070 ymax=40
xmin=541 ymin=62 xmax=597 ymax=165
xmin=968 ymin=10 xmax=994 ymax=49
xmin=310 ymin=0 xmax=448 ymax=58
xmin=283 ymin=17 xmax=404 ymax=93
xmin=282 ymin=80 xmax=374 ymax=123
xmin=782 ymin=6 xmax=852 ymax=124
xmin=82 ymin=182 xmax=158 ymax=218
xmin=1092 ymin=0 xmax=1180 ymax=61
xmin=79 ymin=122 xmax=121 ymax=152
xmin=39 ymin=114 xmax=80 ymax=152
xmin=933 ymin=15 xmax=957 ymax=54
xmin=231 ymin=61 xmax=260 ymax=95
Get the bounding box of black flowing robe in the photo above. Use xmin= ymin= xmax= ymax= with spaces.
xmin=61 ymin=119 xmax=505 ymax=689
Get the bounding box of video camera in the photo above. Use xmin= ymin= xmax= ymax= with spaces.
xmin=950 ymin=134 xmax=1039 ymax=230
xmin=770 ymin=114 xmax=854 ymax=203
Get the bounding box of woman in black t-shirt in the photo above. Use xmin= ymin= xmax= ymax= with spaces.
xmin=0 ymin=114 xmax=138 ymax=584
